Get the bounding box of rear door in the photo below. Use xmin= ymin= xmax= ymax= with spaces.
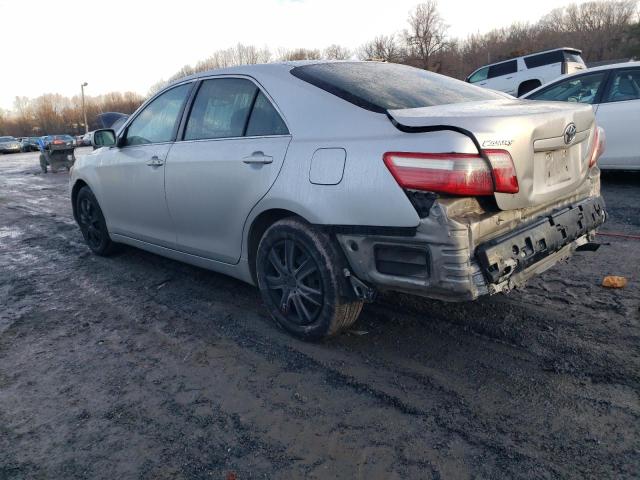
xmin=165 ymin=77 xmax=291 ymax=263
xmin=595 ymin=67 xmax=640 ymax=169
xmin=485 ymin=60 xmax=518 ymax=95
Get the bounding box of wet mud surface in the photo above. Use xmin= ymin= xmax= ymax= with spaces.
xmin=1 ymin=150 xmax=639 ymax=479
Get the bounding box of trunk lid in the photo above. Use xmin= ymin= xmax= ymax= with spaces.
xmin=388 ymin=99 xmax=595 ymax=210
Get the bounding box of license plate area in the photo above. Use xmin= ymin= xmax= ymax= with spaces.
xmin=544 ymin=149 xmax=571 ymax=185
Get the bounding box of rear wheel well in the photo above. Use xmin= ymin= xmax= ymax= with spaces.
xmin=71 ymin=180 xmax=88 ymax=222
xmin=518 ymin=79 xmax=542 ymax=97
xmin=248 ymin=209 xmax=300 ymax=282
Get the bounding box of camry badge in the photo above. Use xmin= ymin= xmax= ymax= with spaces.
xmin=564 ymin=123 xmax=577 ymax=145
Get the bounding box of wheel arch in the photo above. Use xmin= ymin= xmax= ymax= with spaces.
xmin=518 ymin=78 xmax=542 ymax=97
xmin=246 ymin=208 xmax=304 ymax=283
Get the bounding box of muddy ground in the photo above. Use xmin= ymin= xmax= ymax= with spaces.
xmin=0 ymin=149 xmax=638 ymax=479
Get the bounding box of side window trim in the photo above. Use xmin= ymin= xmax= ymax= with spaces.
xmin=176 ymin=79 xmax=203 ymax=142
xmin=242 ymin=89 xmax=261 ymax=137
xmin=177 ymin=74 xmax=290 ymax=142
xmin=600 ymin=68 xmax=640 ymax=104
xmin=119 ymin=81 xmax=194 ymax=148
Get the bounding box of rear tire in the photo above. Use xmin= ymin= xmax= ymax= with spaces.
xmin=256 ymin=217 xmax=363 ymax=340
xmin=76 ymin=186 xmax=116 ymax=256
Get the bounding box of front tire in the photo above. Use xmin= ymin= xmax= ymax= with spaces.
xmin=76 ymin=186 xmax=116 ymax=256
xmin=256 ymin=217 xmax=363 ymax=340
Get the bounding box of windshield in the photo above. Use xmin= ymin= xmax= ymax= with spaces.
xmin=0 ymin=136 xmax=16 ymax=142
xmin=291 ymin=62 xmax=503 ymax=113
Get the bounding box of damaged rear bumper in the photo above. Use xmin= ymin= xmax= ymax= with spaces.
xmin=336 ymin=195 xmax=606 ymax=301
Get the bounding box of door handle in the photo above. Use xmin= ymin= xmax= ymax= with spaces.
xmin=242 ymin=151 xmax=273 ymax=164
xmin=146 ymin=155 xmax=164 ymax=167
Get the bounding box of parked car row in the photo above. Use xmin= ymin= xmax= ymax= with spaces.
xmin=0 ymin=134 xmax=80 ymax=154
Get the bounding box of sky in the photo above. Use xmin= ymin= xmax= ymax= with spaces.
xmin=0 ymin=0 xmax=588 ymax=111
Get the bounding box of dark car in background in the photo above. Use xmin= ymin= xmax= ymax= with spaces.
xmin=40 ymin=134 xmax=76 ymax=149
xmin=0 ymin=136 xmax=22 ymax=154
xmin=18 ymin=137 xmax=40 ymax=152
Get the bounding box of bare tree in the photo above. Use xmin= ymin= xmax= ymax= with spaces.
xmin=323 ymin=44 xmax=351 ymax=60
xmin=358 ymin=34 xmax=404 ymax=62
xmin=404 ymin=1 xmax=448 ymax=70
xmin=540 ymin=1 xmax=638 ymax=61
xmin=277 ymin=47 xmax=322 ymax=61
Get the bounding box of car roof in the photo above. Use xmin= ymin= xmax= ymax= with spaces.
xmin=164 ymin=60 xmax=381 ymax=88
xmin=523 ymin=60 xmax=640 ymax=97
xmin=469 ymin=47 xmax=583 ymax=74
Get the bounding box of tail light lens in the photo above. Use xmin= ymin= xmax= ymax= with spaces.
xmin=383 ymin=149 xmax=518 ymax=196
xmin=484 ymin=149 xmax=519 ymax=193
xmin=588 ymin=126 xmax=605 ymax=168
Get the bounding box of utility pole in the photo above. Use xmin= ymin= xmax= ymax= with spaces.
xmin=81 ymin=82 xmax=88 ymax=134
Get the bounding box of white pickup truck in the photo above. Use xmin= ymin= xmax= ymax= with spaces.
xmin=466 ymin=48 xmax=586 ymax=97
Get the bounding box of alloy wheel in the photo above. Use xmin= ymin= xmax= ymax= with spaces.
xmin=263 ymin=239 xmax=324 ymax=325
xmin=78 ymin=197 xmax=103 ymax=250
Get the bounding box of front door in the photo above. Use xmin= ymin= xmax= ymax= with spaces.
xmin=97 ymin=82 xmax=193 ymax=247
xmin=165 ymin=77 xmax=291 ymax=263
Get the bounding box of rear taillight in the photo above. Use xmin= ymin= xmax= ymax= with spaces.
xmin=588 ymin=126 xmax=605 ymax=168
xmin=484 ymin=149 xmax=519 ymax=193
xmin=383 ymin=149 xmax=519 ymax=196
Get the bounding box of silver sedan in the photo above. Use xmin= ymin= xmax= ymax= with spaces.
xmin=70 ymin=61 xmax=606 ymax=339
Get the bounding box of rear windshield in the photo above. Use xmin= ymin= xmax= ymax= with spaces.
xmin=290 ymin=62 xmax=503 ymax=113
xmin=0 ymin=136 xmax=16 ymax=141
xmin=563 ymin=51 xmax=584 ymax=64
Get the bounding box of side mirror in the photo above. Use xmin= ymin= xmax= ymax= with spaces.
xmin=92 ymin=129 xmax=116 ymax=149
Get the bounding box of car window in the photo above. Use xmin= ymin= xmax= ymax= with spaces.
xmin=291 ymin=62 xmax=502 ymax=113
xmin=603 ymin=69 xmax=640 ymax=103
xmin=468 ymin=67 xmax=489 ymax=84
xmin=488 ymin=60 xmax=517 ymax=79
xmin=526 ymin=72 xmax=606 ymax=104
xmin=125 ymin=83 xmax=191 ymax=146
xmin=524 ymin=51 xmax=564 ymax=69
xmin=184 ymin=78 xmax=258 ymax=140
xmin=245 ymin=91 xmax=288 ymax=137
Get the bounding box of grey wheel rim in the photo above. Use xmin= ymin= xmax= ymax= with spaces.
xmin=78 ymin=197 xmax=103 ymax=249
xmin=264 ymin=239 xmax=324 ymax=326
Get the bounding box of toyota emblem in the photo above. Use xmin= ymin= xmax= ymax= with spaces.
xmin=564 ymin=123 xmax=577 ymax=145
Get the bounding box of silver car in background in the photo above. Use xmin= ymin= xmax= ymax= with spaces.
xmin=70 ymin=61 xmax=606 ymax=340
xmin=0 ymin=136 xmax=22 ymax=154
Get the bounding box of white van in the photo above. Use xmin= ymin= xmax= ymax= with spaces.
xmin=466 ymin=48 xmax=586 ymax=97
